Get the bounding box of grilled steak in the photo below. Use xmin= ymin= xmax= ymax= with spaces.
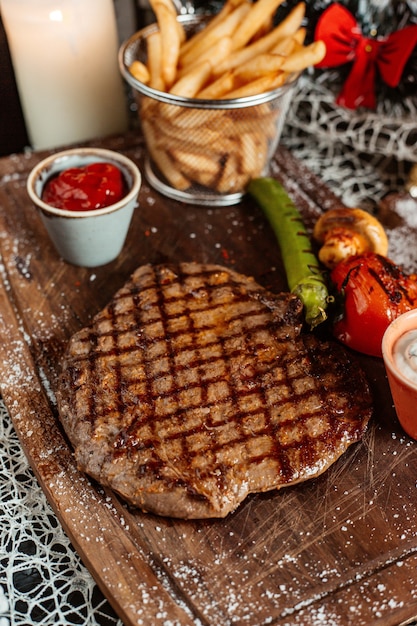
xmin=57 ymin=262 xmax=373 ymax=519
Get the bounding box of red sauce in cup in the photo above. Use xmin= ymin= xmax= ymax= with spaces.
xmin=42 ymin=162 xmax=127 ymax=211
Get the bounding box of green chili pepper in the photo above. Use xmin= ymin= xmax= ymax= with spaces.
xmin=248 ymin=177 xmax=329 ymax=329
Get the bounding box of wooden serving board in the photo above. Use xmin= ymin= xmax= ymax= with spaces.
xmin=1 ymin=132 xmax=417 ymax=626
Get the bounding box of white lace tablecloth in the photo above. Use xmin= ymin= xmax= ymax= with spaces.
xmin=1 ymin=74 xmax=416 ymax=625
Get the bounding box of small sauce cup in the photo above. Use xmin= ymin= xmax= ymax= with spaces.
xmin=382 ymin=308 xmax=417 ymax=439
xmin=27 ymin=147 xmax=141 ymax=267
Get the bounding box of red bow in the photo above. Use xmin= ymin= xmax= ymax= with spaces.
xmin=315 ymin=3 xmax=417 ymax=109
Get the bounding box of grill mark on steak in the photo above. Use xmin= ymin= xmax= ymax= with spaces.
xmin=108 ymin=299 xmax=124 ymax=420
xmin=155 ymin=264 xmax=206 ymax=480
xmin=119 ymin=267 xmax=301 ymax=478
xmin=57 ymin=263 xmax=373 ymax=518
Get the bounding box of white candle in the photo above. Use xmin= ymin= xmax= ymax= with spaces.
xmin=0 ymin=0 xmax=129 ymax=150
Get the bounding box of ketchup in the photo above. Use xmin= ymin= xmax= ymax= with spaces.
xmin=42 ymin=162 xmax=127 ymax=211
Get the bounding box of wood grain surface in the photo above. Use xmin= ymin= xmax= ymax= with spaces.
xmin=0 ymin=132 xmax=417 ymax=626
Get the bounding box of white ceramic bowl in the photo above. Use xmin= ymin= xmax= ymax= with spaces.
xmin=27 ymin=147 xmax=141 ymax=267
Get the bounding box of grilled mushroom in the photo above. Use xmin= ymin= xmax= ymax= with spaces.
xmin=313 ymin=207 xmax=389 ymax=269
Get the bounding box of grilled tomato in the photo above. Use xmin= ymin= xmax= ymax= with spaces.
xmin=330 ymin=252 xmax=417 ymax=357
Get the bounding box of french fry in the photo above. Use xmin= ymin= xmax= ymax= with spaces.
xmin=156 ymin=120 xmax=236 ymax=154
xmin=150 ymin=0 xmax=181 ymax=88
xmin=178 ymin=0 xmax=249 ymax=57
xmin=142 ymin=119 xmax=191 ymax=190
xmin=169 ymin=59 xmax=211 ymax=97
xmin=147 ymin=30 xmax=165 ymax=91
xmin=251 ymin=14 xmax=274 ymax=43
xmin=239 ymin=132 xmax=269 ymax=178
xmin=232 ymin=53 xmax=284 ymax=82
xmin=179 ymin=2 xmax=251 ymax=68
xmin=158 ymin=106 xmax=217 ymax=129
xmin=181 ymin=166 xmax=219 ymax=189
xmin=176 ymin=14 xmax=186 ymax=44
xmin=216 ymin=153 xmax=248 ymax=193
xmin=270 ymin=2 xmax=305 ymax=42
xmin=129 ymin=60 xmax=150 ymax=84
xmin=170 ymin=149 xmax=220 ymax=184
xmin=218 ymin=107 xmax=278 ymax=137
xmin=269 ymin=28 xmax=307 ymax=64
xmin=231 ymin=0 xmax=285 ymax=51
xmin=176 ymin=36 xmax=233 ymax=80
xmin=280 ymin=39 xmax=326 ymax=72
xmin=150 ymin=0 xmax=175 ymax=12
xmin=152 ymin=0 xmax=186 ymax=44
xmin=196 ymin=70 xmax=236 ymax=99
xmin=292 ymin=26 xmax=307 ymax=45
xmin=212 ymin=2 xmax=305 ymax=77
xmin=270 ymin=35 xmax=298 ymax=57
xmin=223 ymin=72 xmax=286 ymax=99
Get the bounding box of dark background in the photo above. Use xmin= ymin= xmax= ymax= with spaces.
xmin=0 ymin=0 xmax=223 ymax=157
